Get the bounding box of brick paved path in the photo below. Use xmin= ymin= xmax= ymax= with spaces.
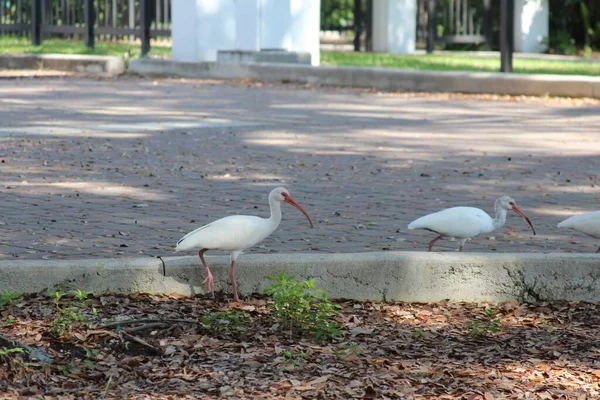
xmin=0 ymin=76 xmax=599 ymax=260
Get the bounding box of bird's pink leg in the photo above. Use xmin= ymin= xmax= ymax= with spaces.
xmin=229 ymin=260 xmax=242 ymax=303
xmin=198 ymin=249 xmax=215 ymax=298
xmin=428 ymin=235 xmax=443 ymax=252
xmin=459 ymin=244 xmax=464 ymax=252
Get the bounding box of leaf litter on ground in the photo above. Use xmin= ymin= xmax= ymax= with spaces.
xmin=0 ymin=291 xmax=599 ymax=399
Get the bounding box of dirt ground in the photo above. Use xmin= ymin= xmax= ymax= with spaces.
xmin=1 ymin=290 xmax=599 ymax=399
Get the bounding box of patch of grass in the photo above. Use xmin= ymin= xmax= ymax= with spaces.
xmin=540 ymin=318 xmax=558 ymax=333
xmin=321 ymin=51 xmax=600 ymax=76
xmin=48 ymin=290 xmax=99 ymax=339
xmin=468 ymin=308 xmax=502 ymax=337
xmin=334 ymin=342 xmax=365 ymax=361
xmin=199 ymin=310 xmax=251 ymax=332
xmin=0 ymin=36 xmax=171 ymax=59
xmin=3 ymin=319 xmax=17 ymax=327
xmin=265 ymin=273 xmax=342 ymax=340
xmin=0 ymin=347 xmax=24 ymax=356
xmin=72 ymin=289 xmax=93 ymax=302
xmin=0 ymin=291 xmax=21 ymax=309
xmin=280 ymin=348 xmax=308 ymax=367
xmin=2 ymin=37 xmax=596 ymax=76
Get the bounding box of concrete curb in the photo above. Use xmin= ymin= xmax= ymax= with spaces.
xmin=0 ymin=54 xmax=126 ymax=75
xmin=128 ymin=58 xmax=600 ymax=99
xmin=1 ymin=252 xmax=599 ymax=302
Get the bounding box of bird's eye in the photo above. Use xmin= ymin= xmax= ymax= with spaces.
xmin=281 ymin=192 xmax=288 ymax=198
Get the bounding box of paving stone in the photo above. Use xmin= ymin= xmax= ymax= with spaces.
xmin=0 ymin=76 xmax=599 ymax=260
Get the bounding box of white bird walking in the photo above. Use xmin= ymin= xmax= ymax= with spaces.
xmin=174 ymin=187 xmax=314 ymax=302
xmin=557 ymin=210 xmax=600 ymax=253
xmin=408 ymin=196 xmax=536 ymax=252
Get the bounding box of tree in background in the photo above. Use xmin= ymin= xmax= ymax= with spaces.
xmin=319 ymin=0 xmax=600 ymax=55
xmin=320 ymin=0 xmax=355 ymax=31
xmin=548 ymin=0 xmax=600 ymax=55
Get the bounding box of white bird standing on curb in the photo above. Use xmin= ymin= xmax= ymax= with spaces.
xmin=174 ymin=187 xmax=314 ymax=302
xmin=407 ymin=196 xmax=536 ymax=252
xmin=557 ymin=210 xmax=600 ymax=253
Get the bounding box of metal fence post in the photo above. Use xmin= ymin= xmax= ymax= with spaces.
xmin=140 ymin=0 xmax=151 ymax=57
xmin=426 ymin=0 xmax=437 ymax=53
xmin=353 ymin=0 xmax=363 ymax=52
xmin=31 ymin=0 xmax=41 ymax=45
xmin=85 ymin=0 xmax=95 ymax=49
xmin=500 ymin=0 xmax=514 ymax=73
xmin=483 ymin=0 xmax=492 ymax=51
xmin=365 ymin=0 xmax=373 ymax=51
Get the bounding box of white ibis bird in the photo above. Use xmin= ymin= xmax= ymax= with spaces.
xmin=407 ymin=196 xmax=536 ymax=252
xmin=557 ymin=210 xmax=600 ymax=253
xmin=174 ymin=187 xmax=313 ymax=302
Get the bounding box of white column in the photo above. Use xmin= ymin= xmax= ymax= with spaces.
xmin=259 ymin=0 xmax=292 ymax=51
xmin=289 ymin=0 xmax=321 ymax=66
xmin=372 ymin=0 xmax=388 ymax=52
xmin=172 ymin=0 xmax=320 ymax=65
xmin=172 ymin=0 xmax=236 ymax=62
xmin=171 ymin=0 xmax=199 ymax=62
xmin=259 ymin=0 xmax=320 ymax=65
xmin=514 ymin=0 xmax=549 ymax=53
xmin=372 ymin=0 xmax=417 ymax=54
xmin=235 ymin=0 xmax=260 ymax=51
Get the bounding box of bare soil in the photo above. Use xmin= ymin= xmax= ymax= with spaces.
xmin=1 ymin=291 xmax=599 ymax=399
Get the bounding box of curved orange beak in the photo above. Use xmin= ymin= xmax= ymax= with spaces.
xmin=284 ymin=195 xmax=314 ymax=228
xmin=512 ymin=204 xmax=536 ymax=235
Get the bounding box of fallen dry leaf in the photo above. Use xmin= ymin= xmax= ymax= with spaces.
xmin=0 ymin=293 xmax=598 ymax=399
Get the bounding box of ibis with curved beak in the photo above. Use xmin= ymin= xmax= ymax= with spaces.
xmin=557 ymin=210 xmax=600 ymax=253
xmin=408 ymin=196 xmax=536 ymax=252
xmin=175 ymin=187 xmax=314 ymax=302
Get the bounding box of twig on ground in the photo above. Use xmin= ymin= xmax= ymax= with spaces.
xmin=120 ymin=331 xmax=162 ymax=354
xmin=98 ymin=318 xmax=199 ymax=329
xmin=103 ymin=373 xmax=114 ymax=399
xmin=122 ymin=322 xmax=170 ymax=333
xmin=86 ymin=329 xmax=121 ymax=339
xmin=0 ymin=335 xmax=18 ymax=347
